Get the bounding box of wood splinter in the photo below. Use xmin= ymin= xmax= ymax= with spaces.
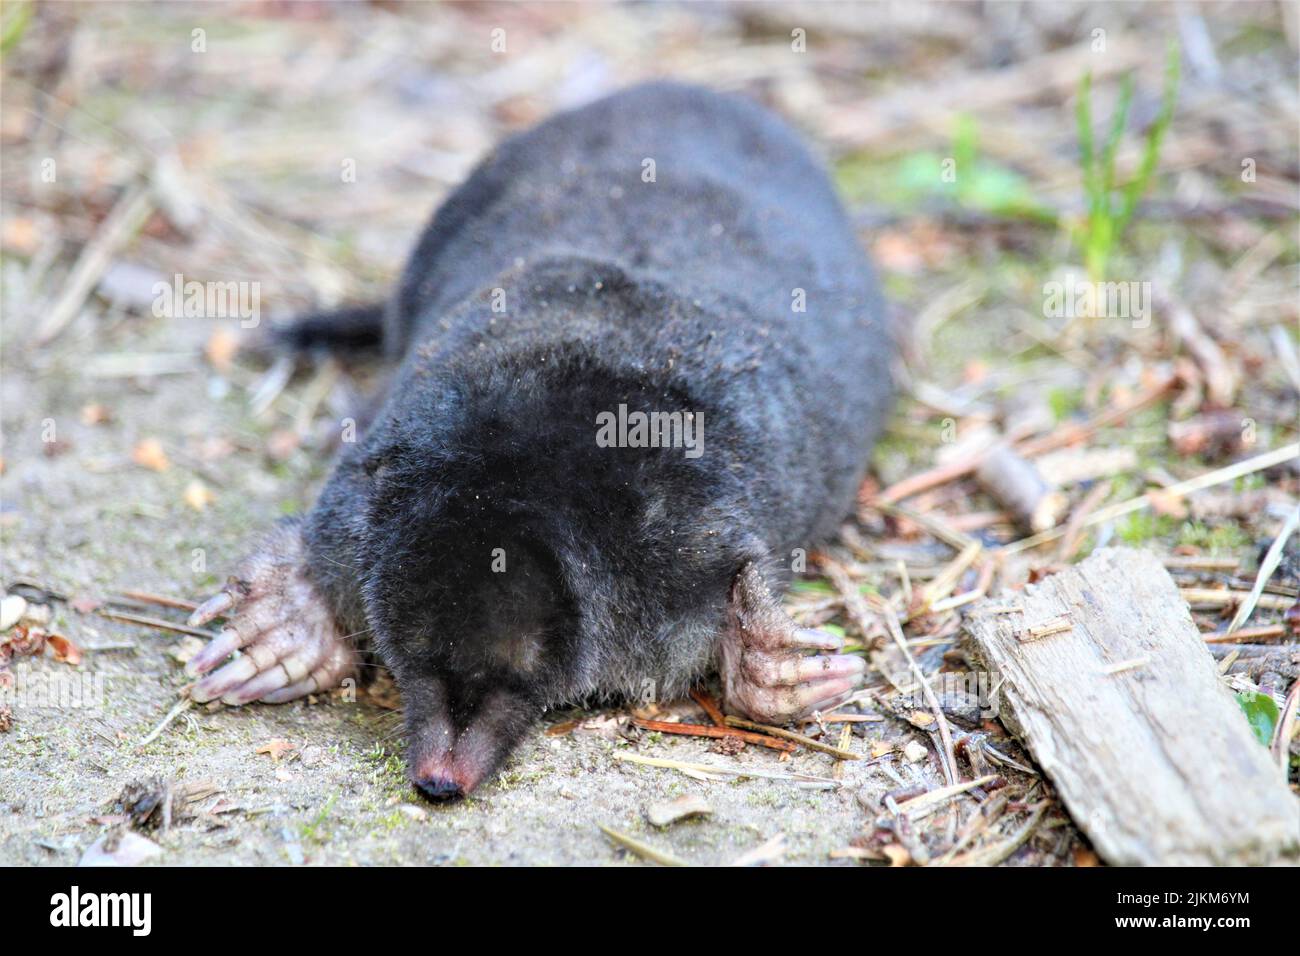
xmin=1016 ymin=615 xmax=1072 ymax=642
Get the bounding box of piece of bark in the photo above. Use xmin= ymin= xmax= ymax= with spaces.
xmin=975 ymin=445 xmax=1066 ymax=533
xmin=964 ymin=548 xmax=1299 ymax=865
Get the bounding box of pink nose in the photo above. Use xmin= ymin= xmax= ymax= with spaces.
xmin=412 ymin=753 xmax=482 ymax=802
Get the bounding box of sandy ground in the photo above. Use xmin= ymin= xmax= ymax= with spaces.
xmin=0 ymin=320 xmax=925 ymax=867
xmin=0 ymin=1 xmax=1022 ymax=868
xmin=4 ymin=2 xmax=1294 ymax=867
xmin=0 ymin=294 xmax=973 ymax=865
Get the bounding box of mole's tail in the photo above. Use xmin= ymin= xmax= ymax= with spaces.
xmin=274 ymin=302 xmax=386 ymax=354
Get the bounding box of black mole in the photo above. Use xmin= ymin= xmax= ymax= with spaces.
xmin=186 ymin=82 xmax=894 ymax=799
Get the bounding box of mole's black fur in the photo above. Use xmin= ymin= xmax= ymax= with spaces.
xmin=279 ymin=82 xmax=892 ymax=796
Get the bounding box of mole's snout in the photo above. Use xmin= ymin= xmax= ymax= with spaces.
xmin=414 ymin=775 xmax=465 ymax=802
xmin=410 ymin=752 xmax=486 ymax=803
xmin=404 ymin=683 xmax=539 ymax=800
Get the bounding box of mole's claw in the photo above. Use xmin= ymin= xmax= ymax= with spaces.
xmin=189 ymin=523 xmax=356 ymax=708
xmin=789 ymin=671 xmax=864 ymax=717
xmin=188 ymin=589 xmax=238 ymax=627
xmin=186 ymin=627 xmax=243 ymax=676
xmin=791 ymin=627 xmax=843 ymax=652
xmin=222 ymin=640 xmax=324 ymax=705
xmin=259 ymin=642 xmax=358 ymax=703
xmin=190 ymin=654 xmax=259 ymax=703
xmin=742 ymin=650 xmax=863 ymax=688
xmin=721 ymin=563 xmax=870 ymax=725
xmin=259 ymin=679 xmax=315 ymax=705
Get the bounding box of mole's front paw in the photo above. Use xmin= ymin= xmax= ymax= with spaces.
xmin=720 ymin=563 xmax=865 ymax=724
xmin=185 ymin=523 xmax=358 ymax=705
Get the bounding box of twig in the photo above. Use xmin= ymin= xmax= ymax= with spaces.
xmin=936 ymin=792 xmax=1009 ymax=865
xmin=1180 ymin=588 xmax=1293 ymax=611
xmin=1002 ymin=443 xmax=1300 ymax=554
xmin=95 ymin=608 xmax=218 ymax=640
xmin=832 ymin=723 xmax=854 ymax=781
xmin=117 ymin=590 xmax=199 ymax=612
xmin=689 ymin=688 xmax=727 ymax=728
xmin=874 ymin=501 xmax=977 ymax=550
xmin=597 ymin=824 xmax=685 ymax=867
xmin=723 ymin=716 xmax=860 ymax=760
xmin=34 ymin=182 xmax=155 ymax=346
xmin=895 ymin=774 xmax=999 ymax=820
xmin=976 ymin=445 xmax=1066 ymax=533
xmin=612 ymin=751 xmax=840 ymax=788
xmin=821 ymin=556 xmax=880 ymax=643
xmin=1101 ymin=657 xmax=1150 ymax=675
xmin=1015 ymin=373 xmax=1179 ymax=458
xmin=871 ymin=595 xmax=960 ymax=786
xmin=1055 ymin=479 xmax=1112 ymax=562
xmin=138 ymin=698 xmax=193 ymax=748
xmin=632 ymin=718 xmax=796 ymax=753
xmin=1202 ymin=625 xmax=1287 ymax=644
xmin=1227 ymin=505 xmax=1300 ymax=635
xmin=1162 ymin=292 xmax=1238 ymax=408
xmin=1018 ymin=616 xmax=1073 ymax=641
xmin=819 ymin=713 xmax=884 ymax=723
xmin=944 ymin=801 xmax=1049 ymax=867
xmin=1273 ymin=679 xmax=1300 ymax=774
xmin=923 ymin=540 xmax=983 ymax=606
xmin=1164 ymin=556 xmax=1240 ymax=571
xmin=874 ymin=373 xmax=1177 ymax=505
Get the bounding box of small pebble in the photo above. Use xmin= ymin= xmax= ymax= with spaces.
xmin=0 ymin=594 xmax=27 ymax=631
xmin=78 ymin=829 xmax=162 ymax=867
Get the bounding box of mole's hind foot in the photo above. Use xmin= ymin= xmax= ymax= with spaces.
xmin=185 ymin=523 xmax=358 ymax=705
xmin=720 ymin=563 xmax=865 ymax=724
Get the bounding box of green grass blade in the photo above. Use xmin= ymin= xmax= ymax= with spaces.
xmin=1117 ymin=42 xmax=1181 ymax=233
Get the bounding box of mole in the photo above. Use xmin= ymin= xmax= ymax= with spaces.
xmin=185 ymin=82 xmax=895 ymax=800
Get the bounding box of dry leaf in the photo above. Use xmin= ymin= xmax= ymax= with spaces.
xmin=132 ymin=438 xmax=170 ymax=472
xmin=255 ymin=738 xmax=297 ymax=762
xmin=646 ymin=794 xmax=712 ymax=828
xmin=46 ymin=633 xmax=83 ymax=666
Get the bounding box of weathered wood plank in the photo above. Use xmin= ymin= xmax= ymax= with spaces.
xmin=964 ymin=547 xmax=1298 ymax=865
